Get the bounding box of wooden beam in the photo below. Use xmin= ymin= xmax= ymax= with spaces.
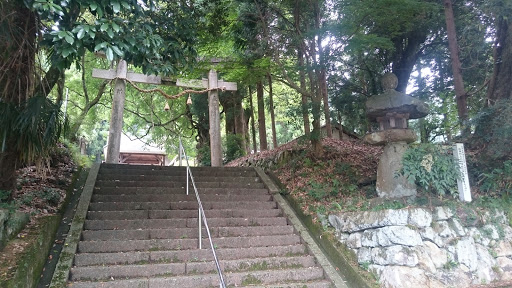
xmin=92 ymin=68 xmax=162 ymax=85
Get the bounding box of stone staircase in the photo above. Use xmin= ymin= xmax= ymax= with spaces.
xmin=67 ymin=164 xmax=335 ymax=287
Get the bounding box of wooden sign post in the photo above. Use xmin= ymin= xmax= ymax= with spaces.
xmin=92 ymin=63 xmax=236 ymax=166
xmin=453 ymin=143 xmax=471 ymax=202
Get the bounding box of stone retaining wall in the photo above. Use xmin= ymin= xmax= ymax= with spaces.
xmin=329 ymin=207 xmax=512 ymax=287
xmin=0 ymin=209 xmax=30 ymax=251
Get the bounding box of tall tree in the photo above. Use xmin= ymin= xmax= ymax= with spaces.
xmin=444 ymin=0 xmax=468 ymax=129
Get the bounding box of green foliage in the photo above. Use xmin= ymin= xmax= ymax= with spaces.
xmin=443 ymin=259 xmax=459 ymax=270
xmin=473 ymin=100 xmax=512 ymax=163
xmin=57 ymin=139 xmax=91 ymax=167
xmin=197 ymin=145 xmax=211 ymax=167
xmin=479 ymin=160 xmax=512 ymax=196
xmin=37 ymin=187 xmax=61 ymax=206
xmin=31 ymin=0 xmax=204 ymax=74
xmin=371 ymin=200 xmax=406 ymax=211
xmin=400 ymin=144 xmax=459 ymax=196
xmin=307 ymin=180 xmax=328 ymax=201
xmin=225 ymin=134 xmax=245 ymax=163
xmin=0 ymin=96 xmax=63 ymax=165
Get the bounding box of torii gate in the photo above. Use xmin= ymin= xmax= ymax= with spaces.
xmin=92 ymin=59 xmax=237 ymax=167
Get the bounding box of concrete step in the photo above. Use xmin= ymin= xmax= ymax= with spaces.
xmin=70 ymin=255 xmax=317 ymax=281
xmin=81 ymin=225 xmax=294 ymax=241
xmin=68 ymin=267 xmax=325 ymax=287
xmin=87 ymin=208 xmax=283 ymax=220
xmin=96 ymin=174 xmax=262 ymax=183
xmin=84 ymin=217 xmax=288 ymax=230
xmin=78 ymin=235 xmax=302 ymax=253
xmin=95 ymin=180 xmax=266 ymax=189
xmin=91 ymin=193 xmax=272 ymax=203
xmin=74 ymin=244 xmax=309 ymax=266
xmin=93 ymin=187 xmax=270 ymax=195
xmin=88 ymin=201 xmax=277 ymax=211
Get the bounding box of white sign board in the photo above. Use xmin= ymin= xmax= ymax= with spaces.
xmin=453 ymin=143 xmax=471 ymax=202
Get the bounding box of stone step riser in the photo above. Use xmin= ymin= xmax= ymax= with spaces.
xmin=88 ymin=201 xmax=277 ymax=211
xmin=87 ymin=208 xmax=283 ymax=220
xmin=91 ymin=194 xmax=272 ymax=203
xmin=70 ymin=256 xmax=317 ymax=281
xmin=81 ymin=225 xmax=294 ymax=241
xmin=74 ymin=245 xmax=309 ymax=267
xmin=78 ymin=235 xmax=302 ymax=253
xmin=68 ymin=268 xmax=327 ymax=288
xmin=93 ymin=187 xmax=269 ymax=195
xmin=84 ymin=217 xmax=288 ymax=230
xmin=96 ymin=175 xmax=262 ymax=183
xmin=99 ymin=164 xmax=256 ymax=172
xmin=95 ymin=181 xmax=266 ymax=189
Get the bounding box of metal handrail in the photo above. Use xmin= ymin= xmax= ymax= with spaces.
xmin=179 ymin=138 xmax=226 ymax=288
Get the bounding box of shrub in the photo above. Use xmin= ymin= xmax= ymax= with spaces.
xmin=225 ymin=134 xmax=245 ymax=163
xmin=479 ymin=160 xmax=512 ymax=196
xmin=399 ymin=143 xmax=459 ymax=196
xmin=197 ymin=145 xmax=211 ymax=166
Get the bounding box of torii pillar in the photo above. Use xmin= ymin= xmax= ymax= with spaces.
xmin=208 ymin=69 xmax=222 ymax=167
xmin=106 ymin=60 xmax=127 ymax=163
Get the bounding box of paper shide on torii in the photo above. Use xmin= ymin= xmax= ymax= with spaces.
xmin=92 ymin=59 xmax=237 ymax=167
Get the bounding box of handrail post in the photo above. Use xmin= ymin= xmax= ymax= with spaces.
xmin=179 ymin=142 xmax=183 ymax=167
xmin=198 ymin=208 xmax=202 ymax=249
xmin=186 ymin=166 xmax=189 ymax=196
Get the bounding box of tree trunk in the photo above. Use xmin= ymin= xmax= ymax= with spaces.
xmin=0 ymin=143 xmax=18 ymax=195
xmin=294 ymin=3 xmax=311 ymax=137
xmin=267 ymin=73 xmax=278 ymax=148
xmin=444 ymin=0 xmax=468 ymax=130
xmin=0 ymin=2 xmax=37 ymax=193
xmin=487 ymin=17 xmax=512 ymax=102
xmin=249 ymin=86 xmax=257 ymax=153
xmin=314 ymin=0 xmax=332 ymax=138
xmin=68 ymin=80 xmax=109 ymax=139
xmin=257 ymin=81 xmax=268 ymax=151
xmin=391 ymin=30 xmax=428 ymax=93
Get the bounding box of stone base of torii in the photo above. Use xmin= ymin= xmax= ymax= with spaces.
xmin=92 ymin=59 xmax=237 ymax=167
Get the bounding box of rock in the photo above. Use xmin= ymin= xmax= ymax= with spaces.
xmin=495 ymin=240 xmax=512 ymax=257
xmin=336 ymin=232 xmax=349 ymax=242
xmin=361 ymin=229 xmax=379 ymax=247
xmin=407 ymin=208 xmax=432 ymax=228
xmin=346 ymin=232 xmax=362 ymax=249
xmin=497 ymin=257 xmax=512 ymax=281
xmin=433 ymin=206 xmax=453 ymax=221
xmin=434 ymin=221 xmax=457 ymax=239
xmin=362 ymin=226 xmax=423 ymax=247
xmin=375 ymin=266 xmax=443 ymax=288
xmin=420 ymin=227 xmax=446 ymax=248
xmin=468 ymin=227 xmax=491 ymax=246
xmin=422 ymin=241 xmax=448 ymax=269
xmin=371 ymin=245 xmax=418 ymax=266
xmin=364 ymin=129 xmax=417 ymax=145
xmin=481 ymin=224 xmax=501 ymax=240
xmin=455 ymin=237 xmax=478 ymax=271
xmin=448 ymin=218 xmax=466 ymax=237
xmin=328 ymin=209 xmax=409 ymax=233
xmin=437 ymin=269 xmax=473 ymax=288
xmin=376 ymin=142 xmax=417 ymax=198
xmin=474 ymin=244 xmax=498 ymax=284
xmin=357 ymin=247 xmax=372 ymax=263
xmin=413 ymin=245 xmax=436 ymax=273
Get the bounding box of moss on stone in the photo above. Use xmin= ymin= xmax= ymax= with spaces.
xmin=0 ymin=215 xmax=60 ymax=288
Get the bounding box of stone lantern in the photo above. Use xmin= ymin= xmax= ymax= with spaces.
xmin=364 ymin=73 xmax=429 ymax=198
